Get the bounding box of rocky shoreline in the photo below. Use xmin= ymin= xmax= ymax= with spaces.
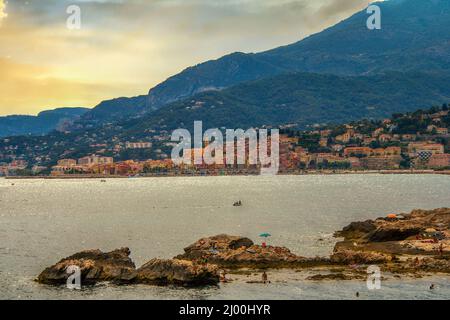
xmin=37 ymin=208 xmax=449 ymax=287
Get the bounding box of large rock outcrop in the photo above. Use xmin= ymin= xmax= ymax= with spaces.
xmin=336 ymin=208 xmax=450 ymax=243
xmin=136 ymin=259 xmax=219 ymax=286
xmin=178 ymin=234 xmax=255 ymax=259
xmin=37 ymin=248 xmax=137 ymax=285
xmin=175 ymin=234 xmax=321 ymax=268
xmin=332 ymin=208 xmax=449 ymax=268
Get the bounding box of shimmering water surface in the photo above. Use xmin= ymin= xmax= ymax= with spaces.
xmin=0 ymin=174 xmax=449 ymax=300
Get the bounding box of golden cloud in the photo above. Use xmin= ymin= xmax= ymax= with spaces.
xmin=0 ymin=58 xmax=138 ymax=116
xmin=0 ymin=0 xmax=375 ymax=115
xmin=0 ymin=0 xmax=7 ymax=23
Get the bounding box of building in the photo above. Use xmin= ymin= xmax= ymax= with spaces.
xmin=401 ymin=134 xmax=417 ymax=141
xmin=78 ymin=155 xmax=114 ymax=167
xmin=57 ymin=159 xmax=77 ymax=167
xmin=408 ymin=142 xmax=444 ymax=156
xmin=319 ymin=138 xmax=328 ymax=147
xmin=32 ymin=166 xmax=47 ymax=174
xmin=348 ymin=157 xmax=363 ymax=169
xmin=372 ymin=128 xmax=384 ymax=138
xmin=372 ymin=148 xmax=386 ymax=156
xmin=9 ymin=160 xmax=28 ymax=169
xmin=331 ymin=144 xmax=344 ymax=152
xmin=335 ymin=132 xmax=352 ymax=143
xmin=280 ymin=135 xmax=299 ymax=145
xmin=320 ymin=130 xmax=332 ymax=138
xmin=344 ymin=147 xmax=372 ymax=157
xmin=125 ymin=142 xmax=152 ymax=149
xmin=0 ymin=165 xmax=8 ymax=176
xmin=427 ymin=154 xmax=450 ymax=168
xmin=379 ymin=134 xmax=392 ymax=143
xmin=362 ymin=156 xmax=402 ymax=170
xmin=384 ymin=146 xmax=402 ymax=156
xmin=362 ymin=137 xmax=376 ymax=146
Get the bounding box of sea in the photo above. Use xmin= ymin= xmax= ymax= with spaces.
xmin=0 ymin=174 xmax=449 ymax=300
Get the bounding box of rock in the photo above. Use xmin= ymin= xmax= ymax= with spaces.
xmin=386 ymin=257 xmax=450 ymax=274
xmin=336 ymin=208 xmax=450 ymax=243
xmin=306 ymin=273 xmax=364 ymax=281
xmin=334 ymin=220 xmax=377 ymax=240
xmin=178 ymin=234 xmax=254 ymax=260
xmin=330 ymin=250 xmax=391 ymax=265
xmin=175 ymin=234 xmax=313 ymax=268
xmin=37 ymin=248 xmax=137 ymax=285
xmin=368 ymin=227 xmax=423 ymax=242
xmin=136 ymin=259 xmax=219 ymax=286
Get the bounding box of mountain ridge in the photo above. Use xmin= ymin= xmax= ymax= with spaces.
xmin=146 ymin=0 xmax=450 ymax=110
xmin=123 ymin=71 xmax=450 ymax=134
xmin=0 ymin=107 xmax=88 ymax=137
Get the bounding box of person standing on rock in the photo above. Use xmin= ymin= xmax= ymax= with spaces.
xmin=439 ymin=243 xmax=444 ymax=256
xmin=220 ymin=270 xmax=227 ymax=283
xmin=262 ymin=271 xmax=268 ymax=284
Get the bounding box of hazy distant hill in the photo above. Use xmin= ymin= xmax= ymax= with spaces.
xmin=125 ymin=71 xmax=450 ymax=133
xmin=0 ymin=107 xmax=88 ymax=137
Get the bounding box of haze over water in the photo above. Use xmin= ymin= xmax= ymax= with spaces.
xmin=0 ymin=174 xmax=449 ymax=299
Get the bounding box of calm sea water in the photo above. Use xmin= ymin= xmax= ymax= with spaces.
xmin=0 ymin=174 xmax=449 ymax=300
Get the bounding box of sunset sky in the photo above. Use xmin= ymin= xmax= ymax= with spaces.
xmin=0 ymin=0 xmax=376 ymax=116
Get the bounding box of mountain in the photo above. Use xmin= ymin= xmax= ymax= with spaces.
xmin=73 ymin=95 xmax=148 ymax=128
xmin=66 ymin=0 xmax=450 ymax=127
xmin=125 ymin=71 xmax=450 ymax=133
xmin=147 ymin=0 xmax=450 ymax=109
xmin=0 ymin=107 xmax=88 ymax=137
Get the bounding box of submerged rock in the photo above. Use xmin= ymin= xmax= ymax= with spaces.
xmin=306 ymin=272 xmax=364 ymax=281
xmin=37 ymin=248 xmax=137 ymax=285
xmin=136 ymin=259 xmax=219 ymax=286
xmin=330 ymin=250 xmax=391 ymax=265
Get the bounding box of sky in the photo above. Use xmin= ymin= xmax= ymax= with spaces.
xmin=0 ymin=0 xmax=377 ymax=116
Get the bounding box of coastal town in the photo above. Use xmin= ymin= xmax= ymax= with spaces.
xmin=1 ymin=105 xmax=449 ymax=177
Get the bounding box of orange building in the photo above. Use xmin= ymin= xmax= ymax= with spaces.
xmin=344 ymin=147 xmax=372 ymax=157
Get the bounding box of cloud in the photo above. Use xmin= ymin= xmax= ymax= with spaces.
xmin=0 ymin=0 xmax=7 ymax=24
xmin=0 ymin=58 xmax=133 ymax=116
xmin=0 ymin=0 xmax=375 ymax=115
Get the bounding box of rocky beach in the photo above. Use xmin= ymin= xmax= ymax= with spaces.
xmin=37 ymin=208 xmax=450 ymax=288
